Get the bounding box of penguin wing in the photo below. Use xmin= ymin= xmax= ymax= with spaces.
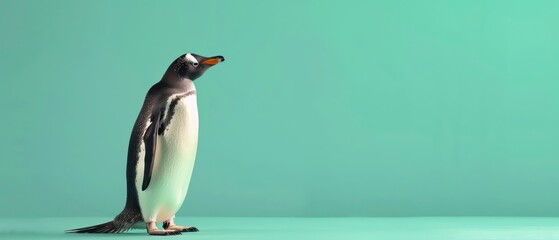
xmin=141 ymin=109 xmax=163 ymax=191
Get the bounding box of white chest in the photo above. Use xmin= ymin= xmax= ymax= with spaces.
xmin=161 ymin=95 xmax=199 ymax=151
xmin=136 ymin=94 xmax=199 ymax=222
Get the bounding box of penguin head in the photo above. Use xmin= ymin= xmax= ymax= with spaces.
xmin=174 ymin=53 xmax=225 ymax=81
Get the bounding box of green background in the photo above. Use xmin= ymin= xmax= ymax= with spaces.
xmin=1 ymin=0 xmax=558 ymax=218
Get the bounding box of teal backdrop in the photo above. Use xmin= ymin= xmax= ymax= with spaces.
xmin=1 ymin=0 xmax=558 ymax=218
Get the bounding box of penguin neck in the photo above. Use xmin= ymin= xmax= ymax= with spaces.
xmin=179 ymin=78 xmax=196 ymax=92
xmin=160 ymin=73 xmax=196 ymax=92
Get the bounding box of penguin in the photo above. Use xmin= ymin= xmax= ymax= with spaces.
xmin=66 ymin=53 xmax=225 ymax=235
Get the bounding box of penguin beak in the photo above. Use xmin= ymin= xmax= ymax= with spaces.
xmin=201 ymin=56 xmax=225 ymax=66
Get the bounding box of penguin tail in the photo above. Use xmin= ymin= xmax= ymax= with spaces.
xmin=65 ymin=221 xmax=125 ymax=234
xmin=66 ymin=208 xmax=142 ymax=234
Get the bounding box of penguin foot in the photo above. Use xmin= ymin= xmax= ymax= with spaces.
xmin=167 ymin=226 xmax=199 ymax=232
xmin=147 ymin=229 xmax=182 ymax=236
xmin=146 ymin=222 xmax=182 ymax=235
xmin=163 ymin=219 xmax=199 ymax=232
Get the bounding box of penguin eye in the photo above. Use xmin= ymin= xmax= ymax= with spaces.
xmin=192 ymin=62 xmax=198 ymax=67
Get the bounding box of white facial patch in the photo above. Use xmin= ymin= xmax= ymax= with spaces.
xmin=184 ymin=53 xmax=198 ymax=64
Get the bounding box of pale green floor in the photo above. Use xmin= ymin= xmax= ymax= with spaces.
xmin=2 ymin=217 xmax=559 ymax=240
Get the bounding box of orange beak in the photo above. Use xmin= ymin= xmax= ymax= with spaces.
xmin=202 ymin=56 xmax=224 ymax=65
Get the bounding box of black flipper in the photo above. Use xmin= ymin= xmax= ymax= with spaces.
xmin=141 ymin=110 xmax=163 ymax=191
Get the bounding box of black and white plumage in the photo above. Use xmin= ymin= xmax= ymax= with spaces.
xmin=67 ymin=53 xmax=224 ymax=235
